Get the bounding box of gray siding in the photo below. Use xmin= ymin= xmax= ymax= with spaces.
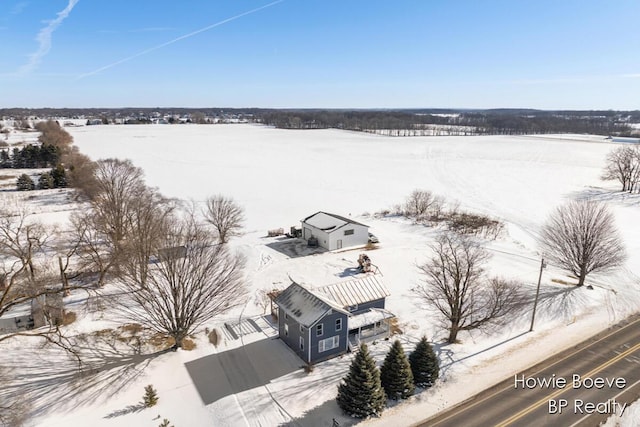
xmin=279 ymin=311 xmax=310 ymax=363
xmin=348 ymin=298 xmax=386 ymax=316
xmin=309 ymin=311 xmax=349 ymax=363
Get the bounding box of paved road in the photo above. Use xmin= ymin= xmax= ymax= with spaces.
xmin=421 ymin=315 xmax=640 ymax=427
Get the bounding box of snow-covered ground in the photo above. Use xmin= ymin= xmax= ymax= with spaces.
xmin=2 ymin=125 xmax=640 ymax=426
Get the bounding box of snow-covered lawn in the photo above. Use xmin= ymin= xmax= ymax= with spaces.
xmin=2 ymin=125 xmax=640 ymax=426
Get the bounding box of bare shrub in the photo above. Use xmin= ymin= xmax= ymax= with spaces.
xmin=181 ymin=338 xmax=197 ymax=351
xmin=62 ymin=311 xmax=77 ymax=326
xmin=404 ymin=189 xmax=434 ymax=221
xmin=447 ymin=212 xmax=503 ymax=239
xmin=208 ymin=329 xmax=220 ymax=346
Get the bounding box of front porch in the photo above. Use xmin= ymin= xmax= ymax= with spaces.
xmin=347 ymin=308 xmax=395 ymax=351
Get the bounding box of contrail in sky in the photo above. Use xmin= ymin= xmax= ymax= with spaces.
xmin=77 ymin=0 xmax=284 ymax=79
xmin=20 ymin=0 xmax=80 ymax=74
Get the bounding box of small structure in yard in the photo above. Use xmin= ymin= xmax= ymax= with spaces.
xmin=157 ymin=245 xmax=187 ymax=261
xmin=274 ymin=274 xmax=394 ymax=364
xmin=300 ymin=211 xmax=370 ymax=251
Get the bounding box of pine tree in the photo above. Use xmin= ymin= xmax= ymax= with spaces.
xmin=409 ymin=336 xmax=439 ymax=388
xmin=380 ymin=340 xmax=415 ymax=400
xmin=158 ymin=419 xmax=173 ymax=427
xmin=16 ymin=174 xmax=35 ymax=191
xmin=142 ymin=384 xmax=159 ymax=407
xmin=38 ymin=172 xmax=54 ymax=189
xmin=336 ymin=343 xmax=386 ymax=418
xmin=51 ymin=164 xmax=67 ymax=188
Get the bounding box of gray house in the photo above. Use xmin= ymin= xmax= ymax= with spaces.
xmin=301 ymin=212 xmax=369 ymax=251
xmin=274 ymin=275 xmax=394 ymax=364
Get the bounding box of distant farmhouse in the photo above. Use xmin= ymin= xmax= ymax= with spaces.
xmin=301 ymin=212 xmax=369 ymax=251
xmin=274 ymin=275 xmax=394 ymax=364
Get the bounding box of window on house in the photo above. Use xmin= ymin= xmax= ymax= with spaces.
xmin=300 ymin=325 xmax=304 ymax=333
xmin=299 ymin=336 xmax=304 ymax=351
xmin=344 ymin=229 xmax=354 ymax=236
xmin=336 ymin=318 xmax=342 ymax=331
xmin=284 ymin=313 xmax=288 ymax=320
xmin=319 ymin=335 xmax=340 ymax=353
xmin=316 ymin=323 xmax=323 ymax=337
xmin=284 ymin=324 xmax=289 ymax=337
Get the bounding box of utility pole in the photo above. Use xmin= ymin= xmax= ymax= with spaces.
xmin=529 ymin=258 xmax=546 ymax=332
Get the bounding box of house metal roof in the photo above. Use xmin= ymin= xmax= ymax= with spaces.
xmin=274 ymin=282 xmax=347 ymax=328
xmin=301 ymin=212 xmax=368 ymax=233
xmin=348 ymin=308 xmax=395 ymax=330
xmin=317 ymin=275 xmax=390 ymax=308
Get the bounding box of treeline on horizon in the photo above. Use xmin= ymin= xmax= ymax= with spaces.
xmin=257 ymin=110 xmax=637 ymax=136
xmin=1 ymin=107 xmax=638 ymax=136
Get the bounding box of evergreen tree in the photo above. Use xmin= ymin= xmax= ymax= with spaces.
xmin=380 ymin=340 xmax=415 ymax=400
xmin=142 ymin=384 xmax=159 ymax=407
xmin=409 ymin=336 xmax=439 ymax=388
xmin=16 ymin=174 xmax=35 ymax=191
xmin=51 ymin=164 xmax=67 ymax=188
xmin=0 ymin=149 xmax=10 ymax=168
xmin=158 ymin=419 xmax=173 ymax=427
xmin=38 ymin=172 xmax=54 ymax=189
xmin=336 ymin=343 xmax=386 ymax=418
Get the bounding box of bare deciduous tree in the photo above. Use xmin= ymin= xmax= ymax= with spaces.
xmin=69 ymin=210 xmax=118 ymax=287
xmin=413 ymin=233 xmax=521 ymax=343
xmin=112 ymin=211 xmax=246 ymax=349
xmin=118 ymin=189 xmax=175 ymax=287
xmin=0 ymin=204 xmax=82 ymax=358
xmin=601 ymin=145 xmax=640 ymax=192
xmin=404 ymin=189 xmax=435 ymax=221
xmin=0 ymin=203 xmax=50 ymax=285
xmin=540 ymin=200 xmax=626 ymax=287
xmin=64 ymin=147 xmax=97 ymax=195
xmin=91 ymin=158 xmax=146 ymax=242
xmin=203 ymin=195 xmax=244 ymax=243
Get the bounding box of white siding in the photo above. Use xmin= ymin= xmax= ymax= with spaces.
xmin=328 ymin=224 xmax=368 ymax=250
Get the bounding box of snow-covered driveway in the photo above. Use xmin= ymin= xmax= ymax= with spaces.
xmin=185 ymin=336 xmax=301 ymax=426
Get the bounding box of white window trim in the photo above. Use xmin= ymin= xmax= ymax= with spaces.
xmin=316 ymin=323 xmax=323 ymax=337
xmin=284 ymin=323 xmax=289 ymax=337
xmin=299 ymin=336 xmax=304 ymax=351
xmin=336 ymin=318 xmax=342 ymax=331
xmin=319 ymin=335 xmax=340 ymax=353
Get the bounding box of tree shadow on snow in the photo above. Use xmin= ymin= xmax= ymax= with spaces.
xmin=0 ymin=335 xmax=172 ymax=420
xmin=281 ymin=398 xmax=356 ymax=427
xmin=103 ymin=403 xmax=146 ymax=418
xmin=185 ymin=337 xmax=300 ymax=405
xmin=571 ymin=187 xmax=640 ymax=207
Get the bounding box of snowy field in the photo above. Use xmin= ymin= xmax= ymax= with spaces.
xmin=3 ymin=124 xmax=640 ymax=426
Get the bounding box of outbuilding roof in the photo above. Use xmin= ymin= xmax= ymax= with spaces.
xmin=317 ymin=275 xmax=390 ymax=308
xmin=301 ymin=212 xmax=368 ymax=233
xmin=274 ymin=282 xmax=347 ymax=328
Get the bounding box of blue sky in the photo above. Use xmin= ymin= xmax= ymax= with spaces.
xmin=1 ymin=0 xmax=639 ymax=109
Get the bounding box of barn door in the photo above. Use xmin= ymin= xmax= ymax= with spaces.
xmin=337 ymin=239 xmax=342 ymax=249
